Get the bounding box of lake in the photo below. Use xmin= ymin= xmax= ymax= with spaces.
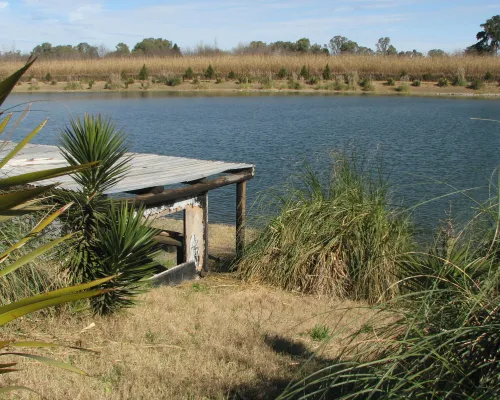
xmin=5 ymin=92 xmax=500 ymax=235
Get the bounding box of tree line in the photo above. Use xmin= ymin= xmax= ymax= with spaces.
xmin=1 ymin=15 xmax=498 ymax=60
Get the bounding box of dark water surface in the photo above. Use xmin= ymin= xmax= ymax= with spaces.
xmin=6 ymin=92 xmax=500 ymax=234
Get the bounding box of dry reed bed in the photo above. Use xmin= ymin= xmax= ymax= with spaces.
xmin=2 ymin=54 xmax=500 ymax=81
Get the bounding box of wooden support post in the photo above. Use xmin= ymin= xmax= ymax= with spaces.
xmin=236 ymin=180 xmax=247 ymax=258
xmin=183 ymin=194 xmax=208 ymax=274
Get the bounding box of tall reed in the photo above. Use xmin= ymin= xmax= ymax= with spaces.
xmin=2 ymin=54 xmax=498 ymax=82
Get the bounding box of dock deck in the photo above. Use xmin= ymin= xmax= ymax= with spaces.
xmin=2 ymin=142 xmax=255 ymax=276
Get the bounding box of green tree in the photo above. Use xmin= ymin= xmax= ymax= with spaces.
xmin=387 ymin=44 xmax=397 ymax=56
xmin=328 ymin=36 xmax=347 ymax=55
xmin=322 ymin=64 xmax=331 ymax=80
xmin=296 ymin=38 xmax=311 ymax=52
xmin=204 ymin=64 xmax=215 ymax=79
xmin=132 ymin=38 xmax=179 ymax=55
xmin=115 ymin=42 xmax=130 ymax=57
xmin=299 ymin=65 xmax=309 ymax=80
xmin=468 ymin=15 xmax=500 ymax=54
xmin=376 ymin=37 xmax=391 ymax=54
xmin=138 ymin=64 xmax=149 ymax=80
xmin=74 ymin=42 xmax=98 ymax=58
xmin=428 ymin=49 xmax=447 ymax=57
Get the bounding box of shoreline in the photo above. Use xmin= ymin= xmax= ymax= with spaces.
xmin=11 ymin=80 xmax=500 ymax=100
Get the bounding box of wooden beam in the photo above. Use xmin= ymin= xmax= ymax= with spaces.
xmin=236 ymin=180 xmax=247 ymax=258
xmin=128 ymin=169 xmax=254 ymax=207
xmin=183 ymin=194 xmax=208 ymax=273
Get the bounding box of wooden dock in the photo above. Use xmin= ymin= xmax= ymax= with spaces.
xmin=1 ymin=142 xmax=255 ymax=276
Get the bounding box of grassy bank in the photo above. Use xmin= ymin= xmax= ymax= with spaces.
xmin=12 ymin=78 xmax=500 ymax=98
xmin=3 ymin=54 xmax=500 ymax=83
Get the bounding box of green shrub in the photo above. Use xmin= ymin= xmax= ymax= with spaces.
xmin=395 ymin=83 xmax=410 ymax=93
xmin=238 ymin=151 xmax=412 ymax=303
xmin=237 ymin=75 xmax=252 ymax=84
xmin=183 ymin=67 xmax=193 ymax=80
xmin=87 ymin=79 xmax=95 ymax=89
xmin=422 ymin=73 xmax=433 ymax=81
xmin=126 ymin=77 xmax=135 ymax=85
xmin=386 ymin=78 xmax=396 ymax=86
xmin=287 ymin=79 xmax=303 ymax=90
xmin=192 ymin=75 xmax=200 ymax=84
xmin=277 ymin=67 xmax=288 ymax=80
xmin=359 ymin=77 xmax=375 ymax=91
xmin=227 ymin=70 xmax=236 ymax=80
xmin=307 ymin=75 xmax=320 ymax=85
xmin=310 ymin=325 xmax=330 ymax=342
xmin=346 ymin=71 xmax=359 ymax=90
xmin=469 ymin=79 xmax=485 ymax=90
xmin=204 ymin=64 xmax=215 ymax=80
xmin=44 ymin=72 xmax=52 ymax=82
xmin=138 ymin=64 xmax=149 ymax=80
xmin=50 ymin=80 xmax=57 ymax=85
xmin=437 ymin=77 xmax=449 ymax=87
xmin=299 ymin=65 xmax=309 ymax=80
xmin=412 ymin=79 xmax=421 ymax=87
xmin=453 ymin=68 xmax=468 ymax=86
xmin=64 ymin=81 xmax=82 ymax=90
xmin=259 ymin=75 xmax=274 ymax=89
xmin=322 ymin=64 xmax=331 ymax=80
xmin=484 ymin=71 xmax=494 ymax=81
xmin=166 ymin=76 xmax=182 ymax=86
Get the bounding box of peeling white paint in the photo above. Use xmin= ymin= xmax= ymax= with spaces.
xmin=189 ymin=234 xmax=200 ymax=266
xmin=143 ymin=197 xmax=202 ymax=217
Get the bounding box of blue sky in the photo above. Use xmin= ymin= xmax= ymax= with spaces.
xmin=0 ymin=0 xmax=499 ymax=53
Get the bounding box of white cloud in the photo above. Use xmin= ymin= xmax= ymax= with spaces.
xmin=0 ymin=2 xmax=9 ymax=9
xmin=68 ymin=4 xmax=103 ymax=22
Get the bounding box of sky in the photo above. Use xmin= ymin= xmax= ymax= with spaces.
xmin=0 ymin=0 xmax=499 ymax=54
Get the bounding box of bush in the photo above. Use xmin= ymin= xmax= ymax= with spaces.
xmin=484 ymin=71 xmax=494 ymax=81
xmin=422 ymin=73 xmax=433 ymax=81
xmin=412 ymin=79 xmax=421 ymax=87
xmin=287 ymin=79 xmax=303 ymax=90
xmin=227 ymin=70 xmax=236 ymax=80
xmin=299 ymin=65 xmax=309 ymax=80
xmin=277 ymin=67 xmax=288 ymax=80
xmin=386 ymin=77 xmax=396 ymax=86
xmin=44 ymin=72 xmax=52 ymax=82
xmin=453 ymin=68 xmax=468 ymax=86
xmin=87 ymin=79 xmax=95 ymax=89
xmin=50 ymin=80 xmax=57 ymax=85
xmin=166 ymin=76 xmax=182 ymax=86
xmin=64 ymin=80 xmax=82 ymax=90
xmin=126 ymin=77 xmax=135 ymax=85
xmin=282 ymin=191 xmax=500 ymax=399
xmin=437 ymin=77 xmax=449 ymax=87
xmin=395 ymin=83 xmax=410 ymax=93
xmin=359 ymin=77 xmax=375 ymax=91
xmin=469 ymin=79 xmax=485 ymax=90
xmin=57 ymin=115 xmax=159 ymax=315
xmin=183 ymin=67 xmax=193 ymax=80
xmin=322 ymin=64 xmax=331 ymax=80
xmin=259 ymin=75 xmax=274 ymax=89
xmin=138 ymin=63 xmax=149 ymax=80
xmin=307 ymin=75 xmax=320 ymax=85
xmin=238 ymin=151 xmax=412 ymax=303
xmin=204 ymin=64 xmax=215 ymax=80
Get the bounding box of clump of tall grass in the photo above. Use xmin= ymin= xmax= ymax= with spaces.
xmin=279 ymin=178 xmax=500 ymax=400
xmin=359 ymin=77 xmax=375 ymax=92
xmin=238 ymin=151 xmax=413 ymax=303
xmin=453 ymin=67 xmax=468 ymax=86
xmin=63 ymin=79 xmax=82 ymax=90
xmin=345 ymin=71 xmax=359 ymax=90
xmin=469 ymin=78 xmax=485 ymax=90
xmin=395 ymin=82 xmax=410 ymax=93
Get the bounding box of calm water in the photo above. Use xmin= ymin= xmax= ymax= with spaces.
xmin=5 ymin=92 xmax=500 ymax=234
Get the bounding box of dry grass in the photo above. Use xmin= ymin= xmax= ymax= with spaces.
xmin=2 ymin=54 xmax=500 ymax=81
xmin=2 ymin=276 xmax=373 ymax=399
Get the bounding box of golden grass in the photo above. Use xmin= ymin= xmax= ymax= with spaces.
xmin=3 ymin=278 xmax=373 ymax=399
xmin=2 ymin=54 xmax=500 ymax=81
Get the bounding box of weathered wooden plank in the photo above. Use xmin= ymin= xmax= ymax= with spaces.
xmin=236 ymin=180 xmax=247 ymax=258
xmin=184 ymin=194 xmax=208 ymax=273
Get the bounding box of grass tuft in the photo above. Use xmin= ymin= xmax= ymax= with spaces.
xmin=237 ymin=150 xmax=413 ymax=303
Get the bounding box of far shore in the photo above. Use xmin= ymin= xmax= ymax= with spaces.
xmin=11 ymin=79 xmax=500 ymax=99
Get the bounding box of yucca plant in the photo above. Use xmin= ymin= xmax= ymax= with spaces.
xmin=56 ymin=114 xmax=160 ymax=315
xmin=0 ymin=59 xmax=114 ymax=394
